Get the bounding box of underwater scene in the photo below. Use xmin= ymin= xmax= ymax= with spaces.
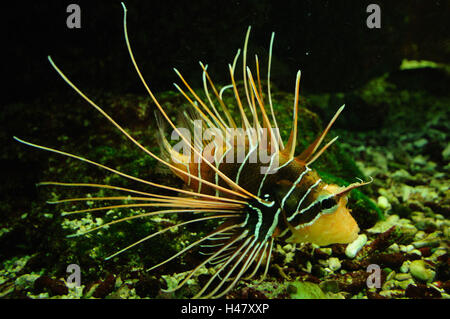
xmin=2 ymin=1 xmax=449 ymax=301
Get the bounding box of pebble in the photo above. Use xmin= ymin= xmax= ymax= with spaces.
xmin=391 ymin=169 xmax=414 ymax=182
xmin=377 ymin=196 xmax=391 ymax=211
xmin=367 ymin=215 xmax=399 ymax=234
xmin=408 ymin=249 xmax=422 ymax=256
xmin=382 ymin=280 xmax=396 ymax=291
xmin=412 ymin=232 xmax=441 ymax=248
xmin=319 ymin=248 xmax=332 ymax=256
xmin=397 ymin=279 xmax=416 ymax=290
xmin=414 ymin=231 xmax=426 ymax=241
xmin=430 ymin=247 xmax=447 ymax=262
xmin=409 ymin=260 xmax=435 ymax=283
xmin=400 ymin=261 xmax=411 ymax=273
xmin=400 ymin=244 xmax=415 ymax=253
xmin=387 ymin=243 xmax=400 ymax=253
xmin=14 ymin=274 xmax=40 ymax=289
xmin=413 ymin=138 xmax=428 ymax=148
xmin=319 ymin=280 xmax=340 ymax=293
xmin=328 ymin=258 xmax=341 ymax=271
xmin=412 ymin=154 xmax=427 ymax=165
xmin=345 ymin=234 xmax=367 ymax=259
xmin=379 ymin=289 xmax=404 ymax=298
xmin=386 ymin=270 xmax=396 ymax=281
xmin=442 ymin=143 xmax=450 ymax=161
xmin=395 ymin=273 xmax=412 ymax=281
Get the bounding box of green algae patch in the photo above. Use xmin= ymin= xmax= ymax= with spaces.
xmin=289 ymin=281 xmax=344 ymax=299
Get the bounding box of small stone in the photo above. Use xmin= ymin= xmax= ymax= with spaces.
xmin=412 ymin=155 xmax=427 ymax=165
xmin=413 ymin=138 xmax=428 ymax=148
xmin=382 ymin=280 xmax=396 ymax=291
xmin=405 ymin=283 xmax=442 ymax=298
xmin=377 ymin=196 xmax=391 ymax=211
xmin=414 ymin=231 xmax=426 ymax=241
xmin=409 ymin=260 xmax=435 ymax=283
xmin=397 ymin=278 xmax=416 ymax=290
xmin=412 ymin=232 xmax=442 ymax=248
xmin=328 ymin=257 xmax=341 ymax=271
xmin=387 ymin=243 xmax=399 ymax=253
xmin=319 ymin=280 xmax=340 ymax=293
xmin=367 ymin=215 xmax=399 ymax=234
xmin=395 ymin=273 xmax=412 ymax=281
xmin=15 ymin=274 xmax=40 ymax=289
xmin=444 ymin=226 xmax=450 ymax=239
xmin=319 ymin=248 xmax=332 ymax=256
xmin=400 ymin=261 xmax=411 ymax=273
xmin=391 ymin=169 xmax=414 ymax=182
xmin=345 ymin=234 xmax=367 ymax=259
xmin=379 ymin=289 xmax=405 ymax=298
xmin=408 ymin=249 xmax=422 ymax=256
xmin=442 ymin=143 xmax=450 ymax=161
xmin=386 ymin=270 xmax=396 ymax=281
xmin=430 ymin=248 xmax=447 ymax=261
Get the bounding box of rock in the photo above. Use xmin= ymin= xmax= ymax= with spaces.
xmin=319 ymin=248 xmax=332 ymax=256
xmin=400 ymin=261 xmax=411 ymax=273
xmin=429 ymin=247 xmax=447 ymax=262
xmin=409 ymin=260 xmax=436 ymax=283
xmin=319 ymin=280 xmax=340 ymax=293
xmin=377 ymin=196 xmax=391 ymax=211
xmin=397 ymin=278 xmax=416 ymax=290
xmin=405 ymin=283 xmax=441 ymax=298
xmin=367 ymin=215 xmax=399 ymax=234
xmin=408 ymin=249 xmax=422 ymax=256
xmin=34 ymin=276 xmax=68 ymax=296
xmin=413 ymin=138 xmax=428 ymax=148
xmin=395 ymin=273 xmax=412 ymax=281
xmin=387 ymin=243 xmax=400 ymax=253
xmin=399 ymin=185 xmax=415 ymax=201
xmin=415 ymin=186 xmax=438 ymax=202
xmin=414 ymin=231 xmax=426 ymax=241
xmin=412 ymin=231 xmax=442 ymax=248
xmin=289 ymin=281 xmax=344 ymax=299
xmin=382 ymin=279 xmax=396 ymax=291
xmin=442 ymin=143 xmax=450 ymax=161
xmin=14 ymin=274 xmax=40 ymax=290
xmin=378 ymin=188 xmax=397 ymax=204
xmin=379 ymin=289 xmax=405 ymax=298
xmin=412 ymin=154 xmax=427 ymax=165
xmin=400 ymin=244 xmax=414 ymax=253
xmin=391 ymin=169 xmax=414 ymax=182
xmin=345 ymin=234 xmax=367 ymax=259
xmin=328 ymin=258 xmax=341 ymax=271
xmin=386 ymin=270 xmax=396 ymax=282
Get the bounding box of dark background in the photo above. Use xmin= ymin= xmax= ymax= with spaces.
xmin=4 ymin=0 xmax=449 ymax=105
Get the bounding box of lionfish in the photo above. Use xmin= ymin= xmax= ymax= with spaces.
xmin=15 ymin=3 xmax=371 ymax=298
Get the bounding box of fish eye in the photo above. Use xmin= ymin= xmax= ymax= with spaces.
xmin=321 ymin=197 xmax=337 ymax=210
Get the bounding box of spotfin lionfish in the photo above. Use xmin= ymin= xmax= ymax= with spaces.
xmin=15 ymin=3 xmax=372 ymax=298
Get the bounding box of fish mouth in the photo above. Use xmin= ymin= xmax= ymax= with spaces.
xmin=287 ymin=195 xmax=360 ymax=246
xmin=285 ymin=179 xmax=373 ymax=246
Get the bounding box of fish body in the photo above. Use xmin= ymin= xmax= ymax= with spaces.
xmin=15 ymin=3 xmax=371 ymax=298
